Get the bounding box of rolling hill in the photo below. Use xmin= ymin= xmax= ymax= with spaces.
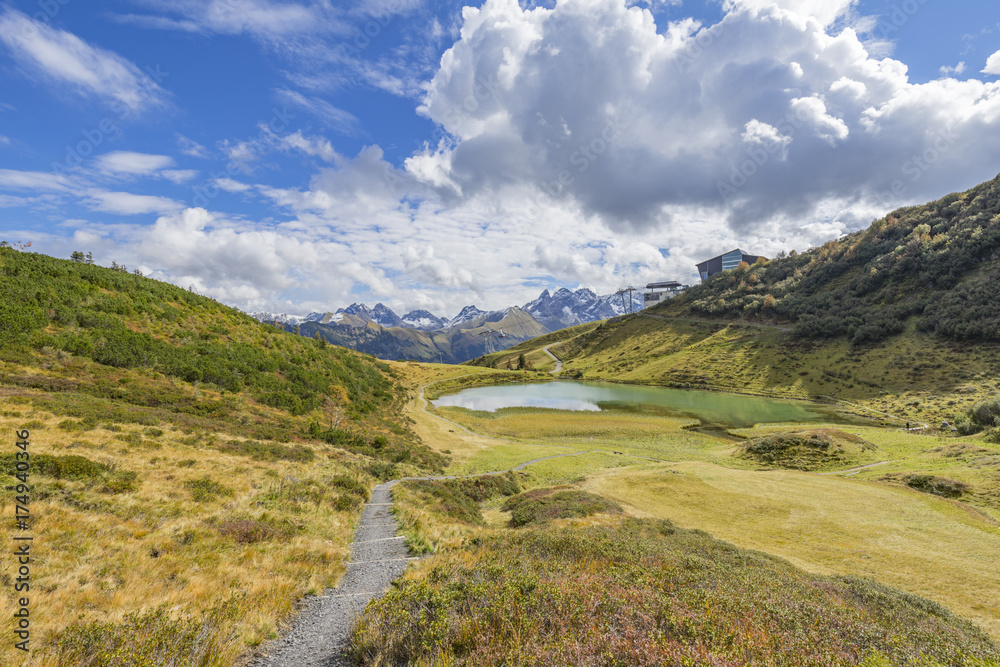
xmin=659 ymin=172 xmax=1000 ymax=344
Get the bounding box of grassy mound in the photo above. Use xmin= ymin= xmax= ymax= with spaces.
xmin=879 ymin=473 xmax=973 ymax=499
xmin=501 ymin=487 xmax=623 ymax=527
xmin=402 ymin=473 xmax=522 ymax=526
xmin=350 ymin=518 xmax=999 ymax=666
xmin=738 ymin=428 xmax=875 ymax=470
xmin=392 ymin=473 xmax=523 ymax=554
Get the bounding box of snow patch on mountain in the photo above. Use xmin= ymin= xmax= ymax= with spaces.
xmin=402 ymin=310 xmax=448 ymax=330
xmin=248 ymin=312 xmax=302 ymax=326
xmin=447 ymin=305 xmax=488 ymax=329
xmin=521 ymin=287 xmax=642 ymax=331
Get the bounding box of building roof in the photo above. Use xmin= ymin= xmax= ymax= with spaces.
xmin=645 ymin=281 xmax=683 ymax=290
xmin=696 ymin=248 xmax=767 ymax=268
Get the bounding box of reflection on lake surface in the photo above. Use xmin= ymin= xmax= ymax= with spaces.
xmin=433 ymin=380 xmax=858 ymax=430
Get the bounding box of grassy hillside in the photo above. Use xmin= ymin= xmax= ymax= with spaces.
xmin=469 ymin=320 xmax=602 ymax=370
xmin=659 ymin=172 xmax=1000 ymax=344
xmin=0 ymin=247 xmax=444 ymax=665
xmin=352 ymin=487 xmax=1000 ymax=666
xmin=382 ymin=353 xmax=1000 ymax=641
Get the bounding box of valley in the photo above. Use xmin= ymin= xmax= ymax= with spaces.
xmin=7 ymin=1 xmax=1000 ymax=664
xmin=347 ymin=359 xmax=1000 ymax=664
xmin=5 ymin=173 xmax=1000 ymax=665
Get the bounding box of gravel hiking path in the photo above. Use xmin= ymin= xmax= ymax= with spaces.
xmin=251 ymin=371 xmax=677 ymax=665
xmin=250 ymin=482 xmax=417 ymax=667
xmin=249 ymin=448 xmax=620 ymax=666
xmin=542 ymin=343 xmax=564 ymax=374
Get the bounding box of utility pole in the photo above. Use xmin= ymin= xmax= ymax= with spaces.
xmin=616 ymin=286 xmax=638 ymax=314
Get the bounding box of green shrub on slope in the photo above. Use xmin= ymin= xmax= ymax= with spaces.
xmin=662 ymin=174 xmax=1000 ymax=344
xmin=351 ymin=518 xmax=1000 ymax=666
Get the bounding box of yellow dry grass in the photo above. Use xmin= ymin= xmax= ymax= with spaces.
xmin=0 ymin=407 xmax=363 ymax=666
xmin=387 ymin=361 xmax=515 ymax=465
xmin=584 ymin=462 xmax=1000 ymax=641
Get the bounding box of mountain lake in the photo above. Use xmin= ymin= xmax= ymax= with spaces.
xmin=432 ymin=380 xmax=872 ymax=433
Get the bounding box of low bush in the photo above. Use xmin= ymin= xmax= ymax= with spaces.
xmin=184 ymin=477 xmax=235 ymax=502
xmin=903 ymin=474 xmax=970 ymax=499
xmin=502 ymin=487 xmax=621 ymax=527
xmin=969 ymin=396 xmax=1000 ymax=428
xmin=350 ymin=519 xmax=1000 ymax=666
xmin=329 ymin=474 xmax=370 ymax=501
xmin=51 ymin=606 xmax=227 ymax=666
xmin=0 ymin=452 xmax=107 ymax=481
xmin=217 ymin=519 xmax=290 ymax=544
xmin=955 ymin=417 xmax=982 ymax=436
xmin=332 ymin=495 xmax=363 ymax=512
xmin=366 ymin=462 xmax=398 ymax=482
xmin=100 ymin=470 xmax=140 ymax=494
xmin=215 ymin=439 xmax=315 ymax=463
xmin=404 ymin=473 xmax=521 ymax=525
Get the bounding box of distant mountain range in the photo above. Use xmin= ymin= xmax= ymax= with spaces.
xmin=523 ymin=287 xmax=643 ymax=331
xmin=249 ymin=287 xmax=646 ymax=363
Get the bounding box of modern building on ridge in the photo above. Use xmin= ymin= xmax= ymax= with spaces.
xmin=695 ymin=249 xmax=766 ymax=283
xmin=642 ymin=281 xmax=687 ymax=308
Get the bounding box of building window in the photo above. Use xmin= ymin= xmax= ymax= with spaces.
xmin=721 ymin=250 xmax=743 ymax=271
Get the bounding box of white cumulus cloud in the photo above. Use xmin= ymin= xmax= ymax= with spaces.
xmin=985 ymin=50 xmax=1000 ymax=76
xmin=409 ymin=0 xmax=1000 ymax=235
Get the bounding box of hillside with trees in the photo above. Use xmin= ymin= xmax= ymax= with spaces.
xmin=0 ymin=247 xmax=444 ymax=664
xmin=659 ymin=173 xmax=1000 ymax=344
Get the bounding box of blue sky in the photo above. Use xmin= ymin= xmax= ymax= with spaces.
xmin=1 ymin=0 xmax=999 ymax=318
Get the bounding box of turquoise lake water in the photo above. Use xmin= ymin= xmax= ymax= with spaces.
xmin=433 ymin=381 xmax=863 ymax=430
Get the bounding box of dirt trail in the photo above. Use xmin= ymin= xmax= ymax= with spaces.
xmin=637 ymin=312 xmax=793 ymax=332
xmin=817 ymin=460 xmax=898 ymax=476
xmin=542 ymin=343 xmax=563 ymax=374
